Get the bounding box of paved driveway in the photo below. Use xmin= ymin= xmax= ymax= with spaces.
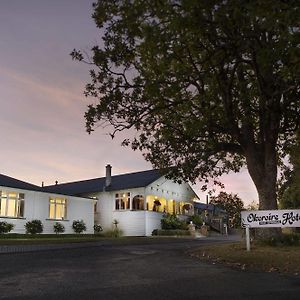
xmin=0 ymin=237 xmax=299 ymax=299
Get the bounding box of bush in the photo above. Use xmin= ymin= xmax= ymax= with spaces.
xmin=188 ymin=215 xmax=203 ymax=228
xmin=260 ymin=233 xmax=300 ymax=247
xmin=0 ymin=221 xmax=14 ymax=234
xmin=25 ymin=220 xmax=43 ymax=234
xmin=72 ymin=220 xmax=87 ymax=234
xmin=152 ymin=229 xmax=191 ymax=236
xmin=94 ymin=224 xmax=103 ymax=234
xmin=53 ymin=222 xmax=65 ymax=234
xmin=152 ymin=229 xmax=158 ymax=236
xmin=161 ymin=213 xmax=187 ymax=230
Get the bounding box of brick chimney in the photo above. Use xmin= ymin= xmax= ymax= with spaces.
xmin=105 ymin=164 xmax=112 ymax=187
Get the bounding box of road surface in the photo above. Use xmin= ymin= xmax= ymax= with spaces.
xmin=0 ymin=237 xmax=299 ymax=299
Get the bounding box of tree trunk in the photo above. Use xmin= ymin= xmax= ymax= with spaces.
xmin=245 ymin=144 xmax=282 ymax=239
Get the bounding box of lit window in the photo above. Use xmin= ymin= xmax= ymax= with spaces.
xmin=49 ymin=197 xmax=67 ymax=220
xmin=0 ymin=191 xmax=24 ymax=218
xmin=115 ymin=192 xmax=130 ymax=210
xmin=132 ymin=195 xmax=144 ymax=210
xmin=167 ymin=199 xmax=176 ymax=214
xmin=146 ymin=196 xmax=166 ymax=213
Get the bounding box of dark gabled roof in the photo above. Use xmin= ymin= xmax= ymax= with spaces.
xmin=44 ymin=169 xmax=162 ymax=196
xmin=0 ymin=173 xmax=42 ymax=192
xmin=194 ymin=202 xmax=227 ymax=214
xmin=194 ymin=202 xmax=215 ymax=211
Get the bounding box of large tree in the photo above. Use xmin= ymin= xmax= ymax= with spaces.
xmin=210 ymin=192 xmax=244 ymax=228
xmin=279 ymin=130 xmax=300 ymax=209
xmin=72 ymin=1 xmax=300 ymax=223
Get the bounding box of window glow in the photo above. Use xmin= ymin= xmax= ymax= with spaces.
xmin=0 ymin=191 xmax=25 ymax=218
xmin=146 ymin=196 xmax=166 ymax=212
xmin=132 ymin=195 xmax=144 ymax=210
xmin=115 ymin=192 xmax=130 ymax=210
xmin=146 ymin=195 xmax=194 ymax=215
xmin=49 ymin=197 xmax=67 ymax=220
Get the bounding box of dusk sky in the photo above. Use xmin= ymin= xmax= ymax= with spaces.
xmin=0 ymin=0 xmax=258 ymax=205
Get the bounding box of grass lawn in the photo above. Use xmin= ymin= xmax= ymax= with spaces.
xmin=191 ymin=242 xmax=300 ymax=275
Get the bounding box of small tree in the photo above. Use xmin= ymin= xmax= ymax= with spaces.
xmin=112 ymin=219 xmax=119 ymax=229
xmin=109 ymin=219 xmax=123 ymax=237
xmin=188 ymin=215 xmax=203 ymax=229
xmin=53 ymin=222 xmax=65 ymax=234
xmin=25 ymin=220 xmax=43 ymax=234
xmin=0 ymin=221 xmax=14 ymax=234
xmin=210 ymin=192 xmax=244 ymax=228
xmin=72 ymin=220 xmax=87 ymax=234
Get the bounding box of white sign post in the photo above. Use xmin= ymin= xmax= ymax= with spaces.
xmin=241 ymin=209 xmax=300 ymax=251
xmin=245 ymin=226 xmax=251 ymax=251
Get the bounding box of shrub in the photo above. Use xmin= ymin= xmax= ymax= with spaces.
xmin=161 ymin=213 xmax=187 ymax=230
xmin=72 ymin=220 xmax=87 ymax=234
xmin=25 ymin=220 xmax=43 ymax=234
xmin=53 ymin=222 xmax=65 ymax=234
xmin=260 ymin=233 xmax=300 ymax=247
xmin=0 ymin=221 xmax=14 ymax=234
xmin=94 ymin=224 xmax=103 ymax=234
xmin=152 ymin=229 xmax=158 ymax=236
xmin=103 ymin=228 xmax=123 ymax=238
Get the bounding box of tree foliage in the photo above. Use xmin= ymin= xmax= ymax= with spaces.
xmin=210 ymin=192 xmax=244 ymax=228
xmin=279 ymin=130 xmax=300 ymax=208
xmin=72 ymin=1 xmax=300 ymax=213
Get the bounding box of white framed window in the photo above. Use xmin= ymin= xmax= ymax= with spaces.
xmin=115 ymin=192 xmax=130 ymax=210
xmin=0 ymin=191 xmax=24 ymax=218
xmin=132 ymin=195 xmax=144 ymax=210
xmin=49 ymin=197 xmax=67 ymax=220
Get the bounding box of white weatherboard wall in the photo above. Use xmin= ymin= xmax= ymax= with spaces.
xmin=0 ymin=186 xmax=94 ymax=234
xmin=113 ymin=211 xmax=146 ymax=236
xmin=93 ymin=188 xmax=147 ymax=234
xmin=145 ymin=211 xmax=163 ymax=236
xmin=94 ymin=191 xmax=115 ymax=231
xmin=112 ymin=211 xmax=163 ymax=236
